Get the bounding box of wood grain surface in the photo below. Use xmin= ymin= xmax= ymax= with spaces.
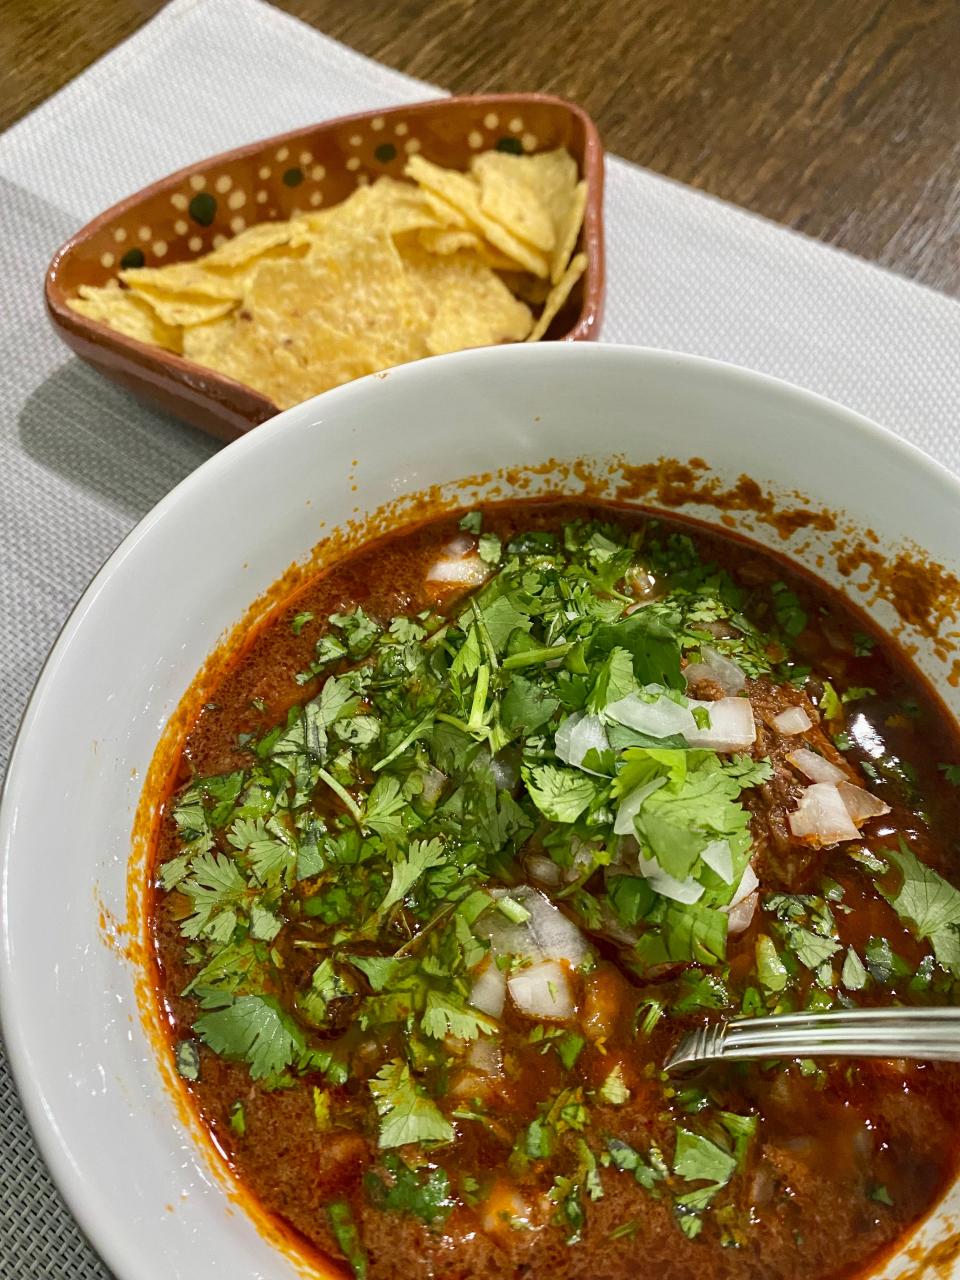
xmin=3 ymin=0 xmax=959 ymax=293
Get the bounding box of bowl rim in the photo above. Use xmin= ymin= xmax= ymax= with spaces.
xmin=44 ymin=91 xmax=606 ymax=431
xmin=3 ymin=340 xmax=960 ymax=1279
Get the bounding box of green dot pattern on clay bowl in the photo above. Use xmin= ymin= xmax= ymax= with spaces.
xmin=120 ymin=247 xmax=146 ymax=269
xmin=374 ymin=142 xmax=397 ymax=164
xmin=495 ymin=136 xmax=524 ymax=155
xmin=282 ymin=167 xmax=304 ymax=187
xmin=189 ymin=192 xmax=217 ymax=226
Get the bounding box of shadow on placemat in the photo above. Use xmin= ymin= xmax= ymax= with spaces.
xmin=0 ymin=1046 xmax=112 ymax=1278
xmin=17 ymin=360 xmax=219 ymax=522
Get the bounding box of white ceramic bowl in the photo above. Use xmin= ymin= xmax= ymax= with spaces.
xmin=3 ymin=343 xmax=960 ymax=1280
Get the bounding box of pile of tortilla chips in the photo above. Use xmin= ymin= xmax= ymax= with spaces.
xmin=70 ymin=148 xmax=588 ymax=409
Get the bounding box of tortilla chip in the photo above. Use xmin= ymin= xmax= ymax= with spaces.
xmin=183 ymin=315 xmax=309 ymax=407
xmin=405 ymin=155 xmax=550 ymax=278
xmin=400 ymin=246 xmax=533 ymax=354
xmin=417 ymin=226 xmax=487 ymax=256
xmin=496 ymin=270 xmax=553 ymax=306
xmin=526 ymin=252 xmax=587 ymax=342
xmin=551 ymin=179 xmax=587 ymax=284
xmin=124 ymin=285 xmax=237 ymax=328
xmin=471 ymin=152 xmax=556 ymax=252
xmin=421 ymin=189 xmax=471 ymax=229
xmin=68 ymin=281 xmax=183 ymax=352
xmin=119 ymin=263 xmax=240 ymax=300
xmin=248 ymin=228 xmax=430 ymax=369
xmin=200 ymin=221 xmax=294 ymax=268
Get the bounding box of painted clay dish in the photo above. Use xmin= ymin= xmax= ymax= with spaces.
xmin=44 ymin=94 xmax=605 ymax=442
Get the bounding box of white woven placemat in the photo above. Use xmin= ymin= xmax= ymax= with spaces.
xmin=3 ymin=0 xmax=960 ymax=1273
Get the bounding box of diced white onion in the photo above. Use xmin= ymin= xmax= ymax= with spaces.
xmin=524 ymin=853 xmax=563 ymax=887
xmin=685 ymin=697 xmax=757 ymax=752
xmin=606 ymin=692 xmax=692 ymax=738
xmin=425 ymin=554 xmax=489 ymax=587
xmin=637 ymin=854 xmax=705 ymax=904
xmin=554 ymin=712 xmax=609 ymax=771
xmin=469 ymin=959 xmax=506 ymax=1018
xmin=787 ymin=782 xmax=860 ymax=846
xmin=723 ymin=863 xmax=759 ymax=935
xmin=482 ymin=1181 xmax=530 ymax=1235
xmin=466 ymin=1037 xmax=503 ymax=1076
xmin=419 ymin=766 xmax=446 ymax=805
xmin=837 ymin=780 xmax=891 ymax=825
xmin=726 ymin=862 xmax=759 ymax=909
xmin=726 ymin=890 xmax=758 ymax=935
xmin=683 ymin=646 xmax=746 ymax=695
xmin=701 ymin=838 xmax=734 ymax=884
xmin=788 ymin=747 xmax=846 ymax=784
xmin=607 ymin=691 xmax=756 ymax=753
xmin=489 ymin=755 xmax=517 ymax=791
xmin=442 ymin=533 xmax=476 ymax=558
xmin=772 ymin=706 xmax=813 ymax=736
xmin=613 ymin=776 xmax=668 ymax=836
xmin=519 ymin=887 xmax=592 ymax=965
xmin=508 ymin=960 xmax=575 ymax=1020
xmin=477 ymin=886 xmax=592 ymax=967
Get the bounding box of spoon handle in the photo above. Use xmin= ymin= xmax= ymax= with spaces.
xmin=665 ymin=1007 xmax=960 ymax=1073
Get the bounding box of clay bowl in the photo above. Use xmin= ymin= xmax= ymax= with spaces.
xmin=44 ymin=94 xmax=605 ymax=443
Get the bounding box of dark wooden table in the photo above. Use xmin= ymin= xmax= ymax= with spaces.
xmin=4 ymin=0 xmax=960 ymax=294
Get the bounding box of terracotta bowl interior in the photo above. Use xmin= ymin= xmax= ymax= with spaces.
xmin=46 ymin=95 xmax=605 ymax=440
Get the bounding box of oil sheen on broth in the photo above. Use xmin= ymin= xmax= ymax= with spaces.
xmin=150 ymin=501 xmax=960 ymax=1280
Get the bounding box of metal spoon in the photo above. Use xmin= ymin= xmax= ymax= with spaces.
xmin=665 ymin=1007 xmax=960 ymax=1074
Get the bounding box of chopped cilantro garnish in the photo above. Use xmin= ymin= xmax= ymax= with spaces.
xmin=853 ymin=631 xmax=876 ymax=657
xmin=368 ymin=1060 xmax=453 ymax=1149
xmin=194 ymin=995 xmax=305 ymax=1080
xmin=598 ymin=1064 xmax=630 ymax=1105
xmin=364 ymin=1154 xmax=455 ymax=1224
xmin=328 ymin=1201 xmax=367 ymax=1279
xmin=175 ymin=1039 xmax=200 ymax=1082
xmin=881 ymin=838 xmax=960 ymax=974
xmin=770 ymin=582 xmax=807 ymax=637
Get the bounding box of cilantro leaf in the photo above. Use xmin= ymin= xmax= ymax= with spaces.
xmin=422 ymin=990 xmax=497 ymax=1041
xmin=501 ymin=675 xmax=559 ymax=735
xmin=673 ymin=1128 xmax=737 ymax=1208
xmin=330 ymin=607 xmax=381 ymax=658
xmin=194 ymin=994 xmax=304 ymax=1080
xmin=755 ymin=934 xmax=789 ymax=993
xmin=525 ymin=765 xmax=599 ymax=823
xmin=477 ymin=533 xmax=502 ymax=565
xmin=587 ymin=647 xmax=636 ymax=713
xmin=364 ymin=775 xmax=408 ymax=840
xmin=175 ymin=1040 xmax=200 ymax=1082
xmin=179 ymin=851 xmax=248 ymax=942
xmin=841 ymin=946 xmax=868 ymax=990
xmin=372 ymin=839 xmax=448 ymax=923
xmin=364 ymin=1154 xmax=455 ymax=1224
xmin=882 ymin=840 xmax=960 ymax=974
xmin=770 ymin=581 xmax=807 ymax=637
xmin=369 ymin=1060 xmax=454 ymax=1148
xmin=598 ymin=1064 xmax=630 ymax=1105
xmin=592 ymin=610 xmax=683 ymax=691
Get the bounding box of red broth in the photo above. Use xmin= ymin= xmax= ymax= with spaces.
xmin=150 ymin=501 xmax=960 ymax=1279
